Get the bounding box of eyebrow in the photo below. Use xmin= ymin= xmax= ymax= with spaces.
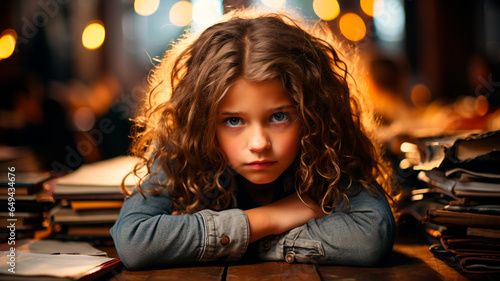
xmin=219 ymin=105 xmax=296 ymax=116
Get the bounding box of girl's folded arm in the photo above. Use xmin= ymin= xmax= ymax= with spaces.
xmin=244 ymin=193 xmax=324 ymax=243
xmin=256 ymin=188 xmax=396 ymax=266
xmin=110 ymin=190 xmax=250 ymax=270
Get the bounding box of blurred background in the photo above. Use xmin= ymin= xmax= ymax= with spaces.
xmin=1 ymin=0 xmax=499 ymax=172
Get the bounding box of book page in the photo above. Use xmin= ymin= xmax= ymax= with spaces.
xmin=14 ymin=240 xmax=107 ymax=256
xmin=55 ymin=156 xmax=143 ymax=187
xmin=0 ymin=251 xmax=116 ymax=279
xmin=455 ymin=135 xmax=500 ymax=161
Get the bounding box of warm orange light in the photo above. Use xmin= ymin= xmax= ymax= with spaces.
xmin=170 ymin=1 xmax=193 ymax=26
xmin=134 ymin=0 xmax=160 ymax=16
xmin=400 ymin=142 xmax=418 ymax=153
xmin=475 ymin=95 xmax=489 ymax=116
xmin=361 ymin=0 xmax=384 ymax=17
xmin=360 ymin=0 xmax=375 ymax=17
xmin=82 ymin=22 xmax=105 ymax=50
xmin=411 ymin=84 xmax=432 ymax=109
xmin=313 ymin=0 xmax=340 ymax=21
xmin=0 ymin=29 xmax=17 ymax=59
xmin=339 ymin=13 xmax=366 ymax=42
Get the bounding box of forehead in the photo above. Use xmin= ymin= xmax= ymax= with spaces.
xmin=219 ymin=78 xmax=293 ymax=110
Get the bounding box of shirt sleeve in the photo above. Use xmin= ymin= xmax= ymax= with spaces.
xmin=256 ymin=187 xmax=396 ymax=266
xmin=110 ymin=170 xmax=250 ymax=270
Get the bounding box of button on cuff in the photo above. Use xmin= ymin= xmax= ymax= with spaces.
xmin=198 ymin=208 xmax=249 ymax=262
xmin=285 ymin=251 xmax=295 ymax=263
xmin=220 ymin=236 xmax=230 ymax=246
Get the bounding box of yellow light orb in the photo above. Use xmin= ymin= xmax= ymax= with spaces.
xmin=0 ymin=29 xmax=17 ymax=59
xmin=82 ymin=22 xmax=105 ymax=50
xmin=170 ymin=1 xmax=193 ymax=26
xmin=313 ymin=0 xmax=340 ymax=21
xmin=360 ymin=0 xmax=376 ymax=17
xmin=134 ymin=0 xmax=160 ymax=16
xmin=400 ymin=142 xmax=417 ymax=153
xmin=339 ymin=13 xmax=366 ymax=42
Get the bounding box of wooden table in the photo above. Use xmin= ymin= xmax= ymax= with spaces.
xmin=98 ymin=233 xmax=500 ymax=281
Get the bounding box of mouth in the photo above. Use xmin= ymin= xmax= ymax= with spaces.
xmin=245 ymin=160 xmax=277 ymax=170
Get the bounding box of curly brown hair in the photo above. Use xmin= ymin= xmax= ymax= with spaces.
xmin=123 ymin=9 xmax=398 ymax=215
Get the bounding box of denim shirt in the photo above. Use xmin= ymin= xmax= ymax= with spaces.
xmin=110 ymin=168 xmax=396 ymax=270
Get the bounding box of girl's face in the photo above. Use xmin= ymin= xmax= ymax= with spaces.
xmin=216 ymin=78 xmax=301 ymax=185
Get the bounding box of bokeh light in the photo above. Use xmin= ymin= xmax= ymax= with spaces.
xmin=73 ymin=107 xmax=96 ymax=132
xmin=400 ymin=142 xmax=418 ymax=153
xmin=360 ymin=0 xmax=375 ymax=17
xmin=313 ymin=0 xmax=340 ymax=21
xmin=475 ymin=95 xmax=489 ymax=116
xmin=0 ymin=29 xmax=17 ymax=60
xmin=134 ymin=0 xmax=160 ymax=16
xmin=339 ymin=13 xmax=366 ymax=42
xmin=411 ymin=84 xmax=432 ymax=109
xmin=374 ymin=0 xmax=405 ymax=42
xmin=170 ymin=1 xmax=193 ymax=26
xmin=261 ymin=0 xmax=286 ymax=9
xmin=82 ymin=22 xmax=105 ymax=50
xmin=192 ymin=0 xmax=223 ymax=30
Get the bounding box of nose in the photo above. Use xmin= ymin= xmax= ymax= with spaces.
xmin=248 ymin=125 xmax=271 ymax=153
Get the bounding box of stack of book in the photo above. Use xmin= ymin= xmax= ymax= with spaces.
xmin=0 ymin=171 xmax=54 ymax=240
xmin=51 ymin=156 xmax=140 ymax=244
xmin=400 ymin=130 xmax=500 ymax=274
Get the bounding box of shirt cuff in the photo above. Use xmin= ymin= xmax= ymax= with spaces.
xmin=257 ymin=225 xmax=324 ymax=263
xmin=197 ymin=208 xmax=250 ymax=262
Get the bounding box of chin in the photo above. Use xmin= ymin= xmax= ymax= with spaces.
xmin=243 ymin=175 xmax=279 ymax=185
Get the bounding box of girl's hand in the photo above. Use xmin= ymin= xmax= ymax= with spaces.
xmin=244 ymin=193 xmax=325 ymax=243
xmin=295 ymin=193 xmax=327 ymax=219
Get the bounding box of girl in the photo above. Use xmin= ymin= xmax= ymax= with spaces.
xmin=111 ymin=9 xmax=398 ymax=270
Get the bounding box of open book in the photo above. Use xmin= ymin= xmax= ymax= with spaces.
xmin=54 ymin=156 xmax=143 ymax=195
xmin=413 ymin=130 xmax=500 ymax=174
xmin=0 ymin=240 xmax=120 ymax=280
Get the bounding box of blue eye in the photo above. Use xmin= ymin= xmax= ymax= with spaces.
xmin=224 ymin=117 xmax=243 ymax=127
xmin=270 ymin=112 xmax=289 ymax=123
